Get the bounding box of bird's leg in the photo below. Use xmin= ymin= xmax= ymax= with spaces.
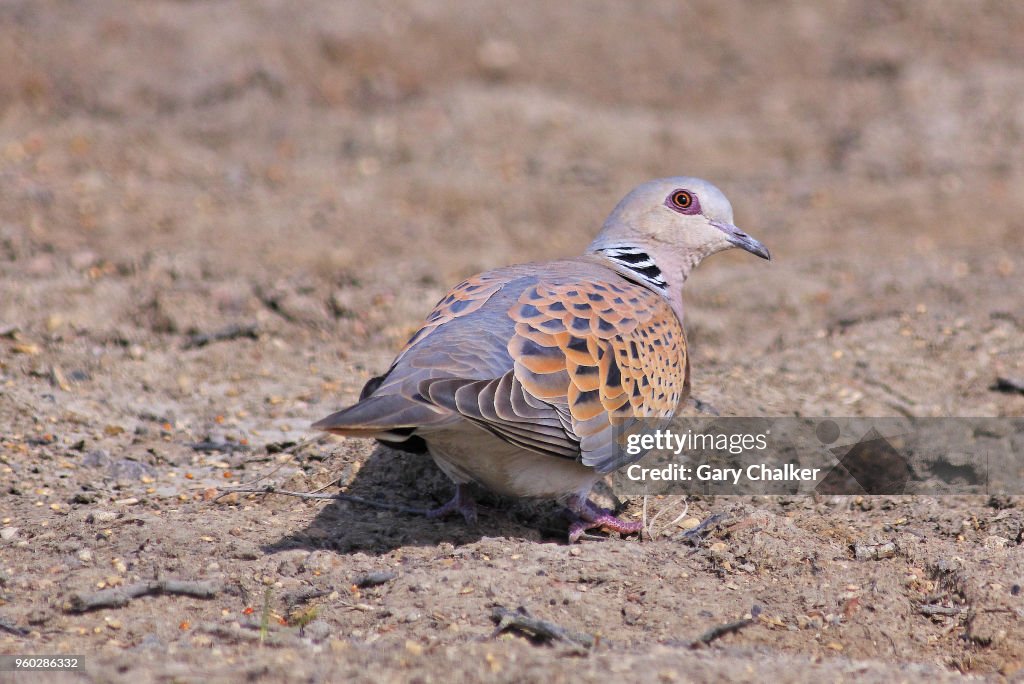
xmin=565 ymin=494 xmax=643 ymax=543
xmin=425 ymin=483 xmax=478 ymax=524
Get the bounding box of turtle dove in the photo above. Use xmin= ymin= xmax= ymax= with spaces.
xmin=314 ymin=177 xmax=770 ymax=541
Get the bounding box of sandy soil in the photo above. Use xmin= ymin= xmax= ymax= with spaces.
xmin=1 ymin=1 xmax=1023 ymax=681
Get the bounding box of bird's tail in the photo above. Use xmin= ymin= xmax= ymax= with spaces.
xmin=311 ymin=394 xmax=447 ymax=442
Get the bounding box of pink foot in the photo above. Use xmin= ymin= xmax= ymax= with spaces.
xmin=566 ymin=495 xmax=642 ymax=543
xmin=426 ymin=484 xmax=477 ymax=524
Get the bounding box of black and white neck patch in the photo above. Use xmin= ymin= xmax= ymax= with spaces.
xmin=596 ymin=246 xmax=668 ymax=291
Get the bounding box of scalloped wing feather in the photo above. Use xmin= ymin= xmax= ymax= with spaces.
xmin=505 ymin=280 xmax=688 ymax=472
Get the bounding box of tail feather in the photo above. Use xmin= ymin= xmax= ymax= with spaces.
xmin=311 ymin=394 xmax=448 ymax=437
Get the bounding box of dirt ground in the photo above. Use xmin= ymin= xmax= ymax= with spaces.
xmin=2 ymin=1 xmax=1023 ymax=682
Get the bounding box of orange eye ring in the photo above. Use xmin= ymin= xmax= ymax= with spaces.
xmin=671 ymin=190 xmax=693 ymax=209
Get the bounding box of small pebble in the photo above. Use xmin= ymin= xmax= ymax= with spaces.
xmin=12 ymin=342 xmax=40 ymax=355
xmin=302 ymin=620 xmax=333 ymax=643
xmin=0 ymin=527 xmax=18 ymax=541
xmin=88 ymin=511 xmax=117 ymax=523
xmin=983 ymin=535 xmax=1009 ymax=549
xmin=81 ymin=450 xmax=111 ymax=468
xmin=301 ymin=550 xmax=337 ymax=574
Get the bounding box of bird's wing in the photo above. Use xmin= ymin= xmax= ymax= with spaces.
xmin=394 ymin=272 xmax=510 ymax=367
xmin=421 ymin=277 xmax=689 ymax=473
xmin=312 ymin=271 xmax=517 ymax=437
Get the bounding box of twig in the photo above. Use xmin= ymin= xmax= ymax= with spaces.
xmin=0 ymin=616 xmax=29 ymax=636
xmin=306 ymin=477 xmax=342 ymax=495
xmin=217 ymin=484 xmax=430 ymax=515
xmin=65 ymin=579 xmax=221 ymax=613
xmin=645 ymin=497 xmax=689 ymax=541
xmin=214 ymin=435 xmax=330 ymax=497
xmin=917 ymin=604 xmax=964 ymax=617
xmin=679 ymin=513 xmax=728 ymax=541
xmin=190 ymin=441 xmax=251 ymax=453
xmin=221 ymin=455 xmax=297 ymax=494
xmin=220 ymin=486 xmax=338 ymax=501
xmin=265 ymin=435 xmax=330 ymax=456
xmin=183 ymin=323 xmax=259 ymax=349
xmin=853 ymin=541 xmax=898 ymax=561
xmin=690 ymin=605 xmax=762 ymax=648
xmin=490 ymin=605 xmax=594 ymax=652
xmin=284 ymin=587 xmax=333 ymax=608
xmin=354 ymin=572 xmax=398 ymax=588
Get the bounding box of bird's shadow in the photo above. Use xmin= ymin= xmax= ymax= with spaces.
xmin=261 ymin=444 xmax=577 ymax=556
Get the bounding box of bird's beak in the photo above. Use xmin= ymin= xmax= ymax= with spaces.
xmin=711 ymin=220 xmax=771 ymax=261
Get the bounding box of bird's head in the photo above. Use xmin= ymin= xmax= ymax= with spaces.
xmin=588 ymin=177 xmax=770 ymax=291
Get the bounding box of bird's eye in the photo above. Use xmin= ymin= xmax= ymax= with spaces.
xmin=671 ymin=190 xmax=693 ymax=209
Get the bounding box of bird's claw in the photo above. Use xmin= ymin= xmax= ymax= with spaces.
xmin=565 ymin=495 xmax=642 ymax=543
xmin=426 ymin=484 xmax=478 ymax=525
